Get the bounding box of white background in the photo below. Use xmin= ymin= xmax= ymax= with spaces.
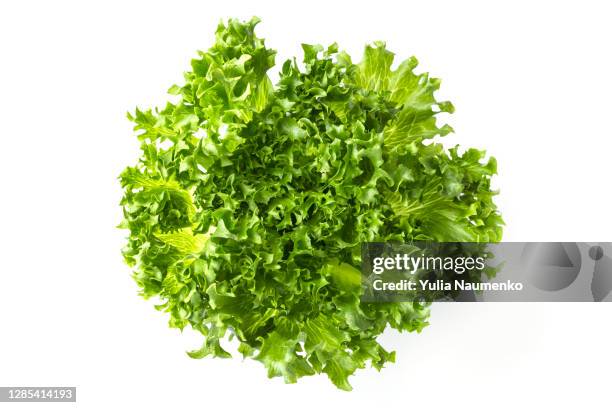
xmin=1 ymin=1 xmax=611 ymax=407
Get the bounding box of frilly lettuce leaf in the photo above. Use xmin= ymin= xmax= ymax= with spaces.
xmin=120 ymin=17 xmax=503 ymax=390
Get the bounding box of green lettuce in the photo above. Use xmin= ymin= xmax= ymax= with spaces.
xmin=119 ymin=17 xmax=503 ymax=390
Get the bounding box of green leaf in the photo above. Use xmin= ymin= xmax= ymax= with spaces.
xmin=155 ymin=228 xmax=209 ymax=254
xmin=322 ymin=260 xmax=361 ymax=291
xmin=187 ymin=338 xmax=232 ymax=359
xmin=323 ymin=351 xmax=359 ymax=391
xmin=255 ymin=332 xmax=315 ymax=383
